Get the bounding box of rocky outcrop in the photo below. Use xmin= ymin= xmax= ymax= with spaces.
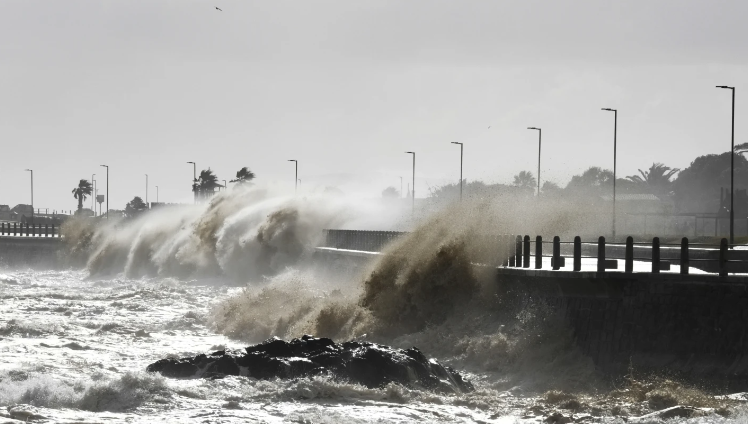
xmin=147 ymin=335 xmax=473 ymax=393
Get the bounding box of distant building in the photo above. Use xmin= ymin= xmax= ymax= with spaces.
xmin=0 ymin=205 xmax=10 ymax=221
xmin=11 ymin=204 xmax=33 ymax=222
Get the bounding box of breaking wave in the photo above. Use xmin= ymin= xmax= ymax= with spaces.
xmin=62 ymin=186 xmax=396 ymax=282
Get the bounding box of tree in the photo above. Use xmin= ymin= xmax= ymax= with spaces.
xmin=513 ymin=171 xmax=536 ymax=194
xmin=124 ymin=196 xmax=148 ymax=218
xmin=230 ymin=167 xmax=256 ymax=185
xmin=72 ymin=179 xmax=93 ymax=213
xmin=673 ymin=152 xmax=748 ymax=213
xmin=541 ymin=181 xmax=562 ymax=196
xmin=626 ymin=163 xmax=679 ymax=196
xmin=196 ymin=169 xmax=222 ymax=200
xmin=382 ymin=186 xmax=400 ymax=198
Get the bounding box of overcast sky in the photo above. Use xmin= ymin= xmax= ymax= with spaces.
xmin=2 ymin=0 xmax=748 ymax=211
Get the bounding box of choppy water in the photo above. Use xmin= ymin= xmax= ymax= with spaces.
xmin=1 ymin=269 xmax=747 ymax=423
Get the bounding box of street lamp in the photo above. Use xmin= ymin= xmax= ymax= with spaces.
xmin=602 ymin=108 xmax=618 ymax=239
xmin=405 ymin=152 xmax=415 ymax=213
xmin=187 ymin=162 xmax=196 ymax=203
xmin=24 ymin=169 xmax=33 ymax=225
xmin=100 ymin=165 xmax=109 ymax=219
xmin=91 ymin=173 xmax=96 ymax=216
xmin=451 ymin=142 xmax=464 ymax=201
xmin=717 ymin=85 xmax=736 ymax=246
xmin=288 ymin=160 xmax=298 ymax=194
xmin=527 ymin=127 xmax=542 ymax=197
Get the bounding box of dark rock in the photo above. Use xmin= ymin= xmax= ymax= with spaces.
xmin=146 ymin=335 xmax=474 ymax=393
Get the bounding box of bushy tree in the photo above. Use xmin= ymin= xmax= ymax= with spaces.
xmin=124 ymin=196 xmax=148 ymax=218
xmin=381 ymin=186 xmax=400 ymax=198
xmin=513 ymin=171 xmax=536 ymax=195
xmin=674 ymin=152 xmax=748 ymax=213
xmin=626 ymin=163 xmax=679 ymax=197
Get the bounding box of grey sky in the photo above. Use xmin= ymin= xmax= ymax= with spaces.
xmin=2 ymin=0 xmax=748 ymax=210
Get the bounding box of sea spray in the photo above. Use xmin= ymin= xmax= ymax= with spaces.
xmin=63 ymin=185 xmax=398 ymax=281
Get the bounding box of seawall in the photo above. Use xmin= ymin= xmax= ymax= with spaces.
xmin=0 ymin=237 xmax=62 ymax=269
xmin=316 ymin=247 xmax=748 ymax=388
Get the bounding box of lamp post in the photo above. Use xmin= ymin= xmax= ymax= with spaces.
xmin=100 ymin=165 xmax=109 ymax=219
xmin=717 ymin=85 xmax=736 ymax=246
xmin=527 ymin=127 xmax=542 ymax=197
xmin=451 ymin=142 xmax=464 ymax=201
xmin=405 ymin=152 xmax=415 ymax=213
xmin=91 ymin=173 xmax=96 ymax=215
xmin=24 ymin=169 xmax=33 ymax=225
xmin=288 ymin=160 xmax=298 ymax=194
xmin=223 ymin=179 xmax=227 ymax=192
xmin=187 ymin=162 xmax=196 ymax=203
xmin=145 ymin=174 xmax=148 ymax=207
xmin=602 ymin=108 xmax=618 ymax=239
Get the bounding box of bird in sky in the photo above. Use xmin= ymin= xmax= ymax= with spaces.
xmin=488 ymin=126 xmax=491 ymax=129
xmin=216 ymin=7 xmax=222 ymax=11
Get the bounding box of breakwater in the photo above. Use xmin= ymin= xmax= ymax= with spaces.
xmin=318 ymin=229 xmax=748 ymax=388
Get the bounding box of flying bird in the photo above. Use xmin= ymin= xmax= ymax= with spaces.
xmin=216 ymin=6 xmax=222 ymax=11
xmin=488 ymin=126 xmax=491 ymax=129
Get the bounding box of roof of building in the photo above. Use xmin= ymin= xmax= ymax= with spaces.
xmin=11 ymin=204 xmax=33 ymax=214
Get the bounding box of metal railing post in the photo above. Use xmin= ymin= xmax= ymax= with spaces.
xmin=719 ymin=238 xmax=728 ymax=277
xmin=501 ymin=235 xmax=508 ymax=267
xmin=51 ymin=224 xmax=56 ymax=237
xmin=625 ymin=236 xmax=634 ymax=273
xmin=535 ymin=236 xmax=542 ymax=269
xmin=573 ymin=236 xmax=581 ymax=271
xmin=552 ymin=236 xmax=561 ymax=270
xmin=680 ymin=237 xmax=689 ymax=275
xmin=597 ymin=236 xmax=606 ymax=273
xmin=515 ymin=235 xmax=522 ymax=267
xmin=652 ymin=237 xmax=660 ymax=273
xmin=45 ymin=224 xmax=49 ymax=238
xmin=523 ymin=235 xmax=530 ymax=268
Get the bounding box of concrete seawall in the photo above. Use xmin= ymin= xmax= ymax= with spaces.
xmin=315 ymin=247 xmax=748 ymax=388
xmin=0 ymin=237 xmax=62 ymax=268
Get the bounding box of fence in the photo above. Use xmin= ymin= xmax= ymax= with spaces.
xmin=321 ymin=229 xmax=746 ymax=276
xmin=0 ymin=223 xmax=60 ymax=238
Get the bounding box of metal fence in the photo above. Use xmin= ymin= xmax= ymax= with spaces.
xmin=321 ymin=229 xmax=747 ymax=276
xmin=0 ymin=223 xmax=60 ymax=238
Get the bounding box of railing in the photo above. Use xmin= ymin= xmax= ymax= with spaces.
xmin=0 ymin=223 xmax=60 ymax=238
xmin=321 ymin=229 xmax=747 ymax=277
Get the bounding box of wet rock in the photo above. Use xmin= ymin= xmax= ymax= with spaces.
xmin=630 ymin=405 xmax=709 ymax=422
xmin=147 ymin=335 xmax=474 ymax=393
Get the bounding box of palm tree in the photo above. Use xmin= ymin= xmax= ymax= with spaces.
xmin=72 ymin=179 xmax=93 ymax=213
xmin=197 ymin=169 xmax=221 ymax=200
xmin=513 ymin=171 xmax=536 ymax=192
xmin=626 ymin=163 xmax=680 ymax=196
xmin=230 ymin=167 xmax=256 ymax=185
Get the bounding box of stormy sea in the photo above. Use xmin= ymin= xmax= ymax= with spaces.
xmin=2 ymin=186 xmax=748 ymax=423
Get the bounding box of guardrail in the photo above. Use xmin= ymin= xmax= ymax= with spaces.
xmin=321 ymin=229 xmax=747 ymax=276
xmin=0 ymin=223 xmax=60 ymax=238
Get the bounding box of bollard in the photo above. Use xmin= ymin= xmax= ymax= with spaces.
xmin=523 ymin=235 xmax=530 ymax=268
xmin=52 ymin=224 xmax=56 ymax=238
xmin=719 ymin=238 xmax=728 ymax=277
xmin=625 ymin=236 xmax=634 ymax=273
xmin=535 ymin=236 xmax=542 ymax=269
xmin=501 ymin=235 xmax=509 ymax=267
xmin=552 ymin=236 xmax=561 ymax=270
xmin=45 ymin=224 xmax=49 ymax=238
xmin=515 ymin=235 xmax=522 ymax=267
xmin=573 ymin=236 xmax=581 ymax=271
xmin=597 ymin=236 xmax=606 ymax=273
xmin=652 ymin=237 xmax=660 ymax=273
xmin=680 ymin=237 xmax=689 ymax=275
xmin=32 ymin=224 xmax=35 ymax=237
